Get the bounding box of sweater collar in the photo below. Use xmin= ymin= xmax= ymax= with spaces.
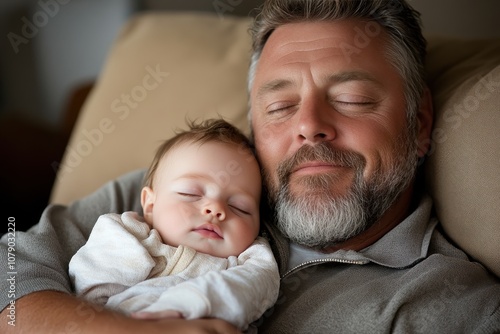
xmin=358 ymin=194 xmax=437 ymax=268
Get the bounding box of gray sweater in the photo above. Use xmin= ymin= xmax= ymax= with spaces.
xmin=2 ymin=169 xmax=500 ymax=333
xmin=259 ymin=196 xmax=500 ymax=333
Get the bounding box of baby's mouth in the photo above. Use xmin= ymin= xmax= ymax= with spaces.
xmin=193 ymin=223 xmax=223 ymax=239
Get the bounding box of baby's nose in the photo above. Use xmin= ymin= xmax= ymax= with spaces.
xmin=202 ymin=205 xmax=226 ymax=221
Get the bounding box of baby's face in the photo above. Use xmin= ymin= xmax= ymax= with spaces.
xmin=142 ymin=141 xmax=261 ymax=258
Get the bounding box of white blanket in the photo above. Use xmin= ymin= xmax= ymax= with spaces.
xmin=69 ymin=211 xmax=280 ymax=330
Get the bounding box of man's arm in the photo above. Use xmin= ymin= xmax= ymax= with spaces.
xmin=0 ymin=291 xmax=240 ymax=334
xmin=0 ymin=170 xmax=148 ymax=312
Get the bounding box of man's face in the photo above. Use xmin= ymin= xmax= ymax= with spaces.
xmin=250 ymin=20 xmax=421 ymax=248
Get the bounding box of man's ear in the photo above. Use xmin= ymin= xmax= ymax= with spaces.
xmin=416 ymin=86 xmax=434 ymax=158
xmin=141 ymin=186 xmax=155 ymax=225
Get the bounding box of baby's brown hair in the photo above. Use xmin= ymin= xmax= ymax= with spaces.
xmin=144 ymin=118 xmax=255 ymax=189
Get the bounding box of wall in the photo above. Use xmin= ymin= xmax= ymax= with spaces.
xmin=142 ymin=0 xmax=264 ymax=17
xmin=0 ymin=0 xmax=137 ymax=127
xmin=411 ymin=0 xmax=500 ymax=39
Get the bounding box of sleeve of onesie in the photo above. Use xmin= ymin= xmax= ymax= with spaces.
xmin=138 ymin=236 xmax=280 ymax=330
xmin=68 ymin=212 xmax=160 ymax=305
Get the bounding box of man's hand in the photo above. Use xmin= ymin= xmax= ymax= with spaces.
xmin=0 ymin=291 xmax=241 ymax=334
xmin=131 ymin=309 xmax=183 ymax=320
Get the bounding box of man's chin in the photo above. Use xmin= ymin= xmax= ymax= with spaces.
xmin=277 ymin=222 xmax=355 ymax=250
xmin=287 ymin=182 xmax=350 ymax=200
xmin=289 ymin=173 xmax=353 ymax=195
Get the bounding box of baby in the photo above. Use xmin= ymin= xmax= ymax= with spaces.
xmin=69 ymin=118 xmax=280 ymax=331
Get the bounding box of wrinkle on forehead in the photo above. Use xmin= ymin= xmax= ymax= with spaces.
xmin=265 ymin=22 xmax=362 ymax=66
xmin=253 ymin=20 xmax=394 ymax=93
xmin=276 ymin=46 xmax=346 ymax=65
xmin=277 ymin=36 xmax=346 ymax=53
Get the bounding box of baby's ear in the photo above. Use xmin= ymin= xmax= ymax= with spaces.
xmin=141 ymin=186 xmax=155 ymax=225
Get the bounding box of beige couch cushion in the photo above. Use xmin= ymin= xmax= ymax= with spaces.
xmin=50 ymin=12 xmax=500 ymax=277
xmin=424 ymin=36 xmax=500 ymax=277
xmin=50 ymin=12 xmax=253 ymax=205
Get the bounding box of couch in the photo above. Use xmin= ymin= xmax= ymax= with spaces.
xmin=49 ymin=12 xmax=500 ymax=278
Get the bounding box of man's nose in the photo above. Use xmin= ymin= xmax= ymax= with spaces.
xmin=296 ymin=97 xmax=337 ymax=145
xmin=202 ymin=202 xmax=226 ymax=221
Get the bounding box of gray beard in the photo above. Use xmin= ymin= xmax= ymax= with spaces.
xmin=267 ymin=134 xmax=417 ymax=249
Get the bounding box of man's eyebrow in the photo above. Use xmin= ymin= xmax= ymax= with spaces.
xmin=326 ymin=71 xmax=382 ymax=86
xmin=255 ymin=79 xmax=295 ymax=99
xmin=256 ymin=71 xmax=382 ymax=99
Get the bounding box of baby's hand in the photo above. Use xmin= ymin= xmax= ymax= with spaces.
xmin=131 ymin=310 xmax=183 ymax=320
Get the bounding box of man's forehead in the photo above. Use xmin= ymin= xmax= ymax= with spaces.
xmin=257 ymin=19 xmax=387 ymax=71
xmin=265 ymin=19 xmax=371 ymax=51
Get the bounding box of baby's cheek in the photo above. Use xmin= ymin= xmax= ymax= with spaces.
xmin=175 ymin=204 xmax=198 ymax=224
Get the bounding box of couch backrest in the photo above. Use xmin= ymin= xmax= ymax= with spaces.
xmin=424 ymin=36 xmax=500 ymax=277
xmin=49 ymin=12 xmax=500 ymax=277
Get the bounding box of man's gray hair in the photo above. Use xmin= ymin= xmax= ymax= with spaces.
xmin=248 ymin=0 xmax=427 ymax=139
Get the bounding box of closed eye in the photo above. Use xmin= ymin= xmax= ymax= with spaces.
xmin=266 ymin=100 xmax=298 ymax=114
xmin=331 ymin=100 xmax=377 ymax=113
xmin=335 ymin=101 xmax=373 ymax=106
xmin=268 ymin=105 xmax=294 ymax=113
xmin=229 ymin=205 xmax=251 ymax=215
xmin=329 ymin=92 xmax=377 ymax=110
xmin=177 ymin=192 xmax=201 ymax=198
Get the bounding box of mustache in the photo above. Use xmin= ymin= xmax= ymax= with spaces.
xmin=276 ymin=143 xmax=366 ymax=181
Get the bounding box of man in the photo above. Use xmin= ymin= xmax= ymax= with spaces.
xmin=246 ymin=1 xmax=500 ymax=333
xmin=1 ymin=0 xmax=499 ymax=333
